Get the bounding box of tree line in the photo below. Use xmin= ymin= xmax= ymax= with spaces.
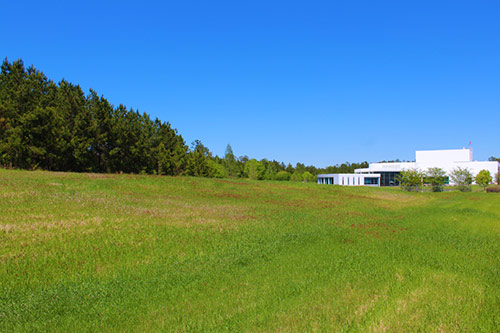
xmin=0 ymin=58 xmax=368 ymax=181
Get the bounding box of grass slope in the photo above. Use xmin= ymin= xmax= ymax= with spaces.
xmin=1 ymin=169 xmax=499 ymax=331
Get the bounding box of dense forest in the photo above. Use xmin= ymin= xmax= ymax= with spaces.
xmin=0 ymin=58 xmax=368 ymax=181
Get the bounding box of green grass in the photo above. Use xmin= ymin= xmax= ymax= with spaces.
xmin=1 ymin=169 xmax=499 ymax=332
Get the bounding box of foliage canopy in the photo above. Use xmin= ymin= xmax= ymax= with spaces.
xmin=450 ymin=167 xmax=473 ymax=192
xmin=398 ymin=169 xmax=424 ymax=192
xmin=426 ymin=167 xmax=447 ymax=192
xmin=475 ymin=169 xmax=492 ymax=190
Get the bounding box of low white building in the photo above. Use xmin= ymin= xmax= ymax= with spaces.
xmin=317 ymin=173 xmax=381 ymax=186
xmin=318 ymin=148 xmax=499 ymax=186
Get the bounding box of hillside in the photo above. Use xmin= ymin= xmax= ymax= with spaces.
xmin=1 ymin=169 xmax=500 ymax=331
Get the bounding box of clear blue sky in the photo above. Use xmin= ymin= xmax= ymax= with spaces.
xmin=2 ymin=0 xmax=499 ymax=167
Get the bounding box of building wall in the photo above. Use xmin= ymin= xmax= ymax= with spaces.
xmin=325 ymin=149 xmax=498 ymax=187
xmin=317 ymin=173 xmax=380 ymax=186
xmin=355 ymin=160 xmax=499 ymax=185
xmin=416 ymin=148 xmax=472 ymax=163
xmin=415 ymin=161 xmax=498 ymax=184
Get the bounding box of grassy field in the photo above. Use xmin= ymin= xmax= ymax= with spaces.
xmin=1 ymin=169 xmax=500 ymax=332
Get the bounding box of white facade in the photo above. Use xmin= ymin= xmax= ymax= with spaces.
xmin=416 ymin=148 xmax=472 ymax=164
xmin=317 ymin=173 xmax=380 ymax=186
xmin=355 ymin=148 xmax=498 ymax=185
xmin=318 ymin=148 xmax=499 ymax=186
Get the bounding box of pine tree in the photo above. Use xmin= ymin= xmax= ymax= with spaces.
xmin=186 ymin=140 xmax=211 ymax=177
xmin=224 ymin=144 xmax=238 ymax=177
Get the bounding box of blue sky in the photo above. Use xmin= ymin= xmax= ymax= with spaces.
xmin=2 ymin=0 xmax=499 ymax=167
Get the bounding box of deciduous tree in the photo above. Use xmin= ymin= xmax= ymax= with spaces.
xmin=426 ymin=167 xmax=447 ymax=192
xmin=274 ymin=171 xmax=291 ymax=181
xmin=398 ymin=169 xmax=424 ymax=192
xmin=475 ymin=169 xmax=492 ymax=191
xmin=450 ymin=167 xmax=473 ymax=192
xmin=244 ymin=159 xmax=265 ymax=180
xmin=302 ymin=171 xmax=316 ymax=183
xmin=290 ymin=171 xmax=303 ymax=182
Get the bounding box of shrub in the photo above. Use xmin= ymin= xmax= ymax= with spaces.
xmin=302 ymin=171 xmax=316 ymax=183
xmin=274 ymin=171 xmax=291 ymax=181
xmin=206 ymin=160 xmax=228 ymax=178
xmin=486 ymin=186 xmax=500 ymax=193
xmin=290 ymin=171 xmax=303 ymax=182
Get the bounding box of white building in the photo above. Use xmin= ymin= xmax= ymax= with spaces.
xmin=317 ymin=173 xmax=381 ymax=186
xmin=318 ymin=148 xmax=499 ymax=186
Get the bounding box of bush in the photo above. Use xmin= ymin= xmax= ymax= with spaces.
xmin=302 ymin=171 xmax=316 ymax=183
xmin=486 ymin=186 xmax=500 ymax=193
xmin=290 ymin=171 xmax=303 ymax=182
xmin=457 ymin=185 xmax=472 ymax=192
xmin=274 ymin=171 xmax=291 ymax=181
xmin=207 ymin=160 xmax=228 ymax=178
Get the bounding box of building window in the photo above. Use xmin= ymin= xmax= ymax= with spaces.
xmin=364 ymin=177 xmax=379 ymax=185
xmin=379 ymin=172 xmax=400 ymax=186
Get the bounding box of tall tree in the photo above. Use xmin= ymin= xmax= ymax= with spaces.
xmin=244 ymin=159 xmax=265 ymax=180
xmin=186 ymin=140 xmax=211 ymax=177
xmin=0 ymin=58 xmax=190 ymax=175
xmin=224 ymin=144 xmax=238 ymax=177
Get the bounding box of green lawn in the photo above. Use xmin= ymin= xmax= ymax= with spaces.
xmin=1 ymin=169 xmax=499 ymax=331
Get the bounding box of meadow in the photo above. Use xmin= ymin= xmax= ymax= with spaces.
xmin=1 ymin=168 xmax=499 ymax=332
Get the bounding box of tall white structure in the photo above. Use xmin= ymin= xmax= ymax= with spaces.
xmin=318 ymin=148 xmax=499 ymax=186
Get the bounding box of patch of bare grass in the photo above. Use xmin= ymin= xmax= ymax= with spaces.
xmin=361 ymin=191 xmax=430 ymax=209
xmin=129 ymin=200 xmax=256 ymax=229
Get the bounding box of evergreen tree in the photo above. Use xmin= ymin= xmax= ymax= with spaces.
xmin=295 ymin=162 xmax=306 ymax=174
xmin=54 ymin=80 xmax=87 ymax=171
xmin=263 ymin=162 xmax=277 ymax=180
xmin=224 ymin=144 xmax=238 ymax=177
xmin=186 ymin=140 xmax=211 ymax=177
xmin=0 ymin=58 xmax=190 ymax=175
